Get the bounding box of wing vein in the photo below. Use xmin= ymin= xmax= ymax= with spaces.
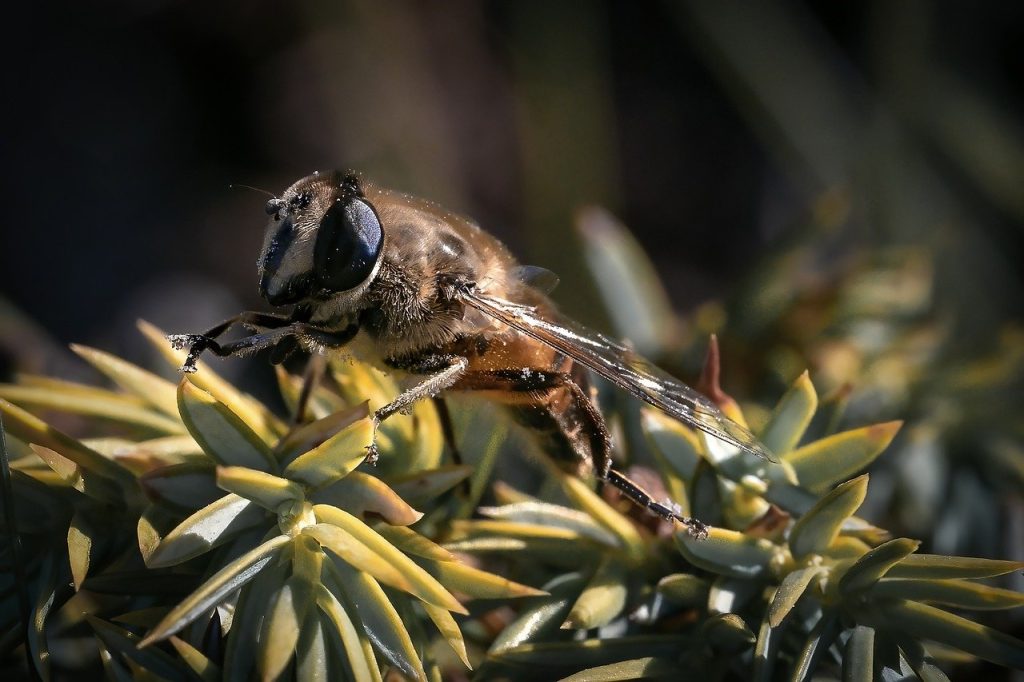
xmin=462 ymin=289 xmax=775 ymax=462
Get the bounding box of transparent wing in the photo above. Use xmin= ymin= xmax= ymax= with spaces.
xmin=462 ymin=289 xmax=776 ymax=462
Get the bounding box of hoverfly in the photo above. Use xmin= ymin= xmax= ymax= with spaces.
xmin=169 ymin=171 xmax=775 ymax=537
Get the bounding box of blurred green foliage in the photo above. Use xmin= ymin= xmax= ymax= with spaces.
xmin=1 ymin=315 xmax=1022 ymax=679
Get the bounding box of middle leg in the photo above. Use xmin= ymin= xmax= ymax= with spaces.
xmin=367 ymin=355 xmax=469 ymax=463
xmin=558 ymin=379 xmax=707 ymax=536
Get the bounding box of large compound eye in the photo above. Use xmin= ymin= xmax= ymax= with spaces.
xmin=313 ymin=196 xmax=384 ymax=292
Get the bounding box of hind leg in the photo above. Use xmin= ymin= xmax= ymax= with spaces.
xmin=561 ymin=381 xmax=708 ymax=538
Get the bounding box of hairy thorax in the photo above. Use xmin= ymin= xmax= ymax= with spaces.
xmin=310 ymin=195 xmax=517 ymax=363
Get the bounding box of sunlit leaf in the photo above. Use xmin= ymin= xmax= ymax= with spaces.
xmin=177 ymin=380 xmax=276 ymax=472
xmin=404 ymin=397 xmax=445 ymax=473
xmin=7 ymin=254 xmax=1023 ymax=682
xmin=885 ymin=554 xmax=1024 ymax=580
xmin=560 ymin=656 xmax=683 ymax=682
xmin=326 ymin=558 xmax=427 ymax=681
xmin=1 ymin=397 xmax=134 ymax=486
xmin=701 ymin=613 xmax=756 ymax=653
xmin=564 ymin=557 xmax=628 ymax=630
xmin=642 ymin=407 xmax=704 ymax=481
xmin=838 ymin=537 xmax=920 ymax=594
xmin=552 ymin=466 xmax=645 ymax=560
xmin=304 ymin=523 xmax=416 ymax=598
xmin=312 ymin=471 xmax=422 ymax=526
xmin=656 ymin=573 xmax=711 ymax=608
xmin=752 ymin=588 xmax=781 ymax=682
xmin=215 ymin=466 xmax=304 ymax=511
xmin=416 ymin=556 xmax=546 ymax=600
xmin=788 ymin=475 xmax=868 ymax=558
xmin=222 ymin=548 xmax=291 ymax=681
xmin=70 ymin=344 xmax=181 ymax=418
xmin=489 ymin=573 xmax=586 ymax=655
xmin=67 ymin=510 xmax=94 ymax=591
xmin=313 ymin=504 xmax=465 ymax=614
xmin=275 ymin=363 xmax=347 ymax=423
xmin=329 ymin=357 xmax=443 ymax=472
xmin=675 ymin=526 xmax=776 ymax=579
xmin=786 ymin=423 xmax=900 ymax=493
xmin=328 ymin=355 xmax=397 ymax=411
xmin=826 ymin=534 xmax=872 ymax=559
xmin=274 ymin=402 xmax=367 ymax=462
xmin=296 ymin=611 xmax=329 ymax=682
xmin=0 ymin=383 xmax=184 ymax=434
xmin=859 ymin=598 xmax=1024 ymax=669
xmin=759 ymin=371 xmax=817 ymax=455
xmin=169 ymin=636 xmax=221 ymax=682
xmin=283 ymin=411 xmax=372 ymax=489
xmin=448 ymin=519 xmax=586 ymax=543
xmin=146 ymin=493 xmax=267 ymax=568
xmin=292 ymin=533 xmax=324 ymax=606
xmin=762 ymin=479 xmax=817 ymax=515
xmin=446 ymin=396 xmax=510 ymax=518
xmin=31 ymin=444 xmax=122 ymax=504
xmin=315 ymin=585 xmax=382 ymax=682
xmin=870 ymin=579 xmax=1024 ymax=610
xmin=640 ymin=411 xmax=693 ymax=516
xmin=259 ymin=578 xmax=300 ymax=680
xmin=422 ymin=602 xmax=471 ymax=668
xmin=137 ymin=503 xmax=181 ymax=563
xmin=373 ymin=524 xmax=455 ymax=562
xmin=121 ymin=435 xmax=204 ymax=465
xmin=478 ymin=501 xmax=619 ymax=547
xmin=141 ymin=534 xmax=290 ymax=646
xmin=768 ymin=565 xmax=824 ymax=627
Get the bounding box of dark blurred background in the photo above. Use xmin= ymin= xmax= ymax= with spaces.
xmin=1 ymin=1 xmax=1020 ymax=345
xmin=5 ymin=0 xmax=1018 ymax=358
xmin=3 ymin=2 xmax=1023 ymax=558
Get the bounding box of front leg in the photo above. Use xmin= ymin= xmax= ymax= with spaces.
xmin=366 ymin=355 xmax=469 ymax=463
xmin=167 ymin=310 xmax=292 ymax=372
xmin=169 ymin=321 xmax=357 ymax=373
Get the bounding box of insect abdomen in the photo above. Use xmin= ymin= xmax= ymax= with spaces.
xmin=505 ymin=380 xmax=606 ymax=477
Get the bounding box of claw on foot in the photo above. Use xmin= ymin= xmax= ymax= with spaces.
xmin=361 ymin=415 xmax=382 ymax=465
xmin=167 ymin=333 xmax=218 ymax=374
xmin=167 ymin=333 xmax=199 ymax=351
xmin=680 ymin=517 xmax=710 ymax=540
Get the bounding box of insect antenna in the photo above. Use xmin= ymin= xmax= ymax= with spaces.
xmin=229 ymin=183 xmax=278 ymax=199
